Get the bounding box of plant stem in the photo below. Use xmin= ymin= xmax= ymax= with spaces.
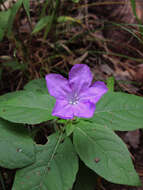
xmin=40 ymin=0 xmax=50 ymax=18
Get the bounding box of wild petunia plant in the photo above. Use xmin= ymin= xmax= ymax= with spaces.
xmin=0 ymin=64 xmax=143 ymax=190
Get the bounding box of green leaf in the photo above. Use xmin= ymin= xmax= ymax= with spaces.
xmin=7 ymin=0 xmax=23 ymax=36
xmin=24 ymin=78 xmax=47 ymax=93
xmin=130 ymin=0 xmax=143 ymax=36
xmin=66 ymin=123 xmax=75 ymax=136
xmin=2 ymin=60 xmax=27 ymax=71
xmin=0 ymin=9 xmax=11 ymax=41
xmin=0 ymin=28 xmax=4 ymax=41
xmin=72 ymin=0 xmax=80 ymax=3
xmin=23 ymin=0 xmax=31 ymax=22
xmin=90 ymin=92 xmax=143 ymax=131
xmin=106 ymin=76 xmax=114 ymax=92
xmin=32 ymin=16 xmax=52 ymax=34
xmin=0 ymin=90 xmax=55 ymax=124
xmin=73 ymin=122 xmax=141 ymax=186
xmin=57 ymin=16 xmax=81 ymax=24
xmin=0 ymin=118 xmax=35 ymax=169
xmin=0 ymin=91 xmax=20 ymax=102
xmin=12 ymin=133 xmax=78 ymax=190
xmin=73 ymin=162 xmax=96 ymax=190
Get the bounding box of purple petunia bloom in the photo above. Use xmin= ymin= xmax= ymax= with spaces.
xmin=45 ymin=64 xmax=108 ymax=119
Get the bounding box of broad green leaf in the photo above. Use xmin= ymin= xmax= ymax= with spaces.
xmin=32 ymin=16 xmax=52 ymax=34
xmin=0 ymin=118 xmax=35 ymax=169
xmin=73 ymin=122 xmax=141 ymax=186
xmin=12 ymin=133 xmax=78 ymax=190
xmin=73 ymin=162 xmax=96 ymax=190
xmin=24 ymin=78 xmax=47 ymax=93
xmin=0 ymin=9 xmax=11 ymax=40
xmin=0 ymin=90 xmax=55 ymax=124
xmin=0 ymin=91 xmax=21 ymax=102
xmin=90 ymin=92 xmax=143 ymax=131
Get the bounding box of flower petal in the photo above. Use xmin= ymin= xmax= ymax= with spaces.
xmin=80 ymin=81 xmax=108 ymax=104
xmin=73 ymin=101 xmax=95 ymax=118
xmin=45 ymin=74 xmax=71 ymax=99
xmin=52 ymin=100 xmax=74 ymax=119
xmin=69 ymin=64 xmax=93 ymax=93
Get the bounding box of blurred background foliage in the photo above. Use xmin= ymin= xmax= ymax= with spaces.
xmin=0 ymin=0 xmax=143 ymax=96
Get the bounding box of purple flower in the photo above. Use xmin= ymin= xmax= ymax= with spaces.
xmin=45 ymin=64 xmax=108 ymax=119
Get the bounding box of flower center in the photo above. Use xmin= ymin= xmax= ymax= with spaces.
xmin=68 ymin=92 xmax=79 ymax=105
